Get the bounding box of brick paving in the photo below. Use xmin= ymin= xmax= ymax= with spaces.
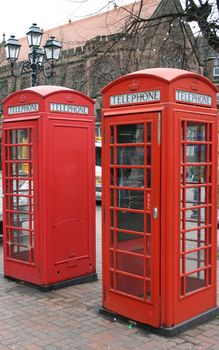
xmin=0 ymin=204 xmax=218 ymax=350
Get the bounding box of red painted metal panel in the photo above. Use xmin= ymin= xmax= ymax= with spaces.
xmin=102 ymin=113 xmax=161 ymax=327
xmin=101 ymin=68 xmax=218 ymax=330
xmin=2 ymin=121 xmax=40 ymax=284
xmin=2 ymin=86 xmax=96 ymax=288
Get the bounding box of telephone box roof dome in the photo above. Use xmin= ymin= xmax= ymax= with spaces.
xmin=24 ymin=85 xmax=73 ymax=96
xmin=101 ymin=68 xmax=218 ymax=92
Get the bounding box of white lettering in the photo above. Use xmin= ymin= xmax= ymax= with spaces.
xmin=110 ymin=90 xmax=160 ymax=106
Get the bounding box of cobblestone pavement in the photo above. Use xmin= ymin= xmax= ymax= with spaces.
xmin=0 ymin=205 xmax=218 ymax=350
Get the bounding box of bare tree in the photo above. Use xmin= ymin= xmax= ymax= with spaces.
xmin=114 ymin=0 xmax=219 ymax=53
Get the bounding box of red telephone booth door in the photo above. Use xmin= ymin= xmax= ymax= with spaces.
xmin=103 ymin=112 xmax=161 ymax=327
xmin=3 ymin=121 xmax=40 ymax=285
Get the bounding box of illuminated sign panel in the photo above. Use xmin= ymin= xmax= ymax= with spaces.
xmin=176 ymin=90 xmax=212 ymax=106
xmin=8 ymin=103 xmax=39 ymax=115
xmin=50 ymin=103 xmax=89 ymax=115
xmin=110 ymin=90 xmax=160 ymax=106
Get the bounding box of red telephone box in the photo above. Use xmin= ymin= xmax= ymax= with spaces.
xmin=2 ymin=86 xmax=97 ymax=290
xmin=100 ymin=68 xmax=218 ymax=335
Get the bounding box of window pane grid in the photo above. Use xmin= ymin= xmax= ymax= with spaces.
xmin=109 ymin=122 xmax=153 ymax=303
xmin=180 ymin=121 xmax=212 ymax=297
xmin=4 ymin=128 xmax=35 ymax=264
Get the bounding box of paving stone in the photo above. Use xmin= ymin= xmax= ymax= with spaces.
xmin=0 ymin=208 xmax=218 ymax=350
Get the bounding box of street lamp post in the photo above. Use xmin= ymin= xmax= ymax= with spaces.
xmin=4 ymin=24 xmax=62 ymax=87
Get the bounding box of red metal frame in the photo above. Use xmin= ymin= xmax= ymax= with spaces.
xmin=2 ymin=86 xmax=96 ymax=288
xmin=101 ymin=68 xmax=218 ymax=330
xmin=2 ymin=121 xmax=40 ymax=284
xmin=102 ymin=113 xmax=160 ymax=327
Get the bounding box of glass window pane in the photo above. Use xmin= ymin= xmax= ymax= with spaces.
xmin=110 ymin=126 xmax=114 ymax=144
xmin=146 ymin=214 xmax=151 ymax=233
xmin=116 ymin=273 xmax=144 ymax=298
xmin=96 ymin=146 xmax=101 ymax=166
xmin=117 ymin=124 xmax=144 ymax=143
xmin=116 ymin=231 xmax=144 ymax=254
xmin=186 ymin=166 xmax=206 ymax=184
xmin=147 ymin=146 xmax=151 ymax=165
xmin=11 ymin=129 xmax=30 ymax=144
xmin=117 ymin=189 xmax=144 ymax=210
xmin=117 ymin=211 xmax=144 ymax=232
xmin=186 ymin=271 xmax=206 ymax=293
xmin=147 ymin=123 xmax=151 ymax=142
xmin=185 ymin=209 xmax=206 ymax=229
xmin=117 ymin=146 xmax=144 ymax=165
xmin=183 ymin=229 xmax=207 ymax=252
xmin=185 ymin=187 xmax=206 ymax=208
xmin=116 ymin=168 xmax=144 ymax=188
xmin=146 ymin=169 xmax=151 ymax=188
xmin=186 ymin=123 xmax=206 ymax=141
xmin=185 ymin=249 xmax=206 ymax=273
xmin=110 ymin=147 xmax=114 ymax=164
xmin=186 ymin=145 xmax=206 ymax=163
xmin=11 ymin=244 xmax=30 ymax=262
xmin=116 ymin=252 xmax=144 ymax=276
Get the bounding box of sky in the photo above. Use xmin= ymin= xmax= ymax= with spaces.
xmin=1 ymin=0 xmax=135 ymax=41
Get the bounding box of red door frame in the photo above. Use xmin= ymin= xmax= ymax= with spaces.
xmin=171 ymin=110 xmax=218 ymax=325
xmin=2 ymin=120 xmax=40 ymax=285
xmin=102 ymin=111 xmax=161 ymax=327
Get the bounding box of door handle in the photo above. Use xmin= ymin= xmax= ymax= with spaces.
xmin=153 ymin=207 xmax=158 ymax=219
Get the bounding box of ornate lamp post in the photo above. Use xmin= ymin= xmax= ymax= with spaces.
xmin=4 ymin=24 xmax=62 ymax=87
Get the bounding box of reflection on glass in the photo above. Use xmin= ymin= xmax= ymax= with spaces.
xmin=117 ymin=146 xmax=144 ymax=165
xmin=186 ymin=123 xmax=206 ymax=141
xmin=181 ymin=229 xmax=207 ymax=255
xmin=147 ymin=123 xmax=151 ymax=142
xmin=110 ymin=189 xmax=114 ymax=207
xmin=110 ymin=168 xmax=114 ymax=186
xmin=110 ymin=251 xmax=114 ymax=268
xmin=110 ymin=210 xmax=114 ymax=227
xmin=11 ymin=244 xmax=30 ymax=262
xmin=11 ymin=229 xmax=29 ymax=245
xmin=185 ymin=187 xmax=206 ymax=208
xmin=146 ymin=281 xmax=151 ymax=301
xmin=186 ymin=166 xmax=206 ymax=184
xmin=185 ymin=209 xmax=206 ymax=228
xmin=117 ymin=189 xmax=144 ymax=210
xmin=117 ymin=211 xmax=144 ymax=232
xmin=146 ymin=258 xmax=151 ymax=278
xmin=110 ymin=147 xmax=114 ymax=164
xmin=116 ymin=252 xmax=144 ymax=276
xmin=186 ymin=249 xmax=206 ymax=273
xmin=11 ymin=196 xmax=31 ymax=212
xmin=146 ymin=169 xmax=151 ymax=188
xmin=10 ymin=145 xmax=28 ymax=160
xmin=10 ymin=129 xmax=29 ymax=144
xmin=147 ymin=146 xmax=151 ymax=165
xmin=110 ymin=271 xmax=114 ymax=289
xmin=110 ymin=230 xmax=114 ymax=247
xmin=146 ymin=234 xmax=151 ymax=255
xmin=110 ymin=126 xmax=114 ymax=144
xmin=116 ymin=231 xmax=144 ymax=254
xmin=116 ymin=273 xmax=144 ymax=298
xmin=185 ymin=271 xmax=206 ymax=293
xmin=116 ymin=168 xmax=144 ymax=188
xmin=8 ymin=163 xmax=32 ymax=177
xmin=146 ymin=214 xmax=151 ymax=233
xmin=117 ymin=124 xmax=144 ymax=143
xmin=186 ymin=145 xmax=206 ymax=163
